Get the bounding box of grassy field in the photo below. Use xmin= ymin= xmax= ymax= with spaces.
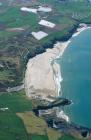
xmin=0 ymin=0 xmax=85 ymax=88
xmin=1 ymin=86 xmax=91 ymax=140
xmin=0 ymin=7 xmax=38 ymax=38
xmin=0 ymin=90 xmax=30 ymax=140
xmin=0 ymin=90 xmax=32 ymax=112
xmin=59 ymin=135 xmax=79 ymax=140
xmin=39 ymin=0 xmax=91 ymax=20
xmin=0 ymin=90 xmax=48 ymax=140
xmin=0 ymin=7 xmax=38 ymax=28
xmin=0 ymin=1 xmax=91 ymax=139
xmin=0 ymin=90 xmax=62 ymax=140
xmin=0 ymin=112 xmax=28 ymax=140
xmin=0 ymin=90 xmax=82 ymax=140
xmin=17 ymin=112 xmax=47 ymax=135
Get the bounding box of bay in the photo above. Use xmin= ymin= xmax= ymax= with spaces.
xmin=58 ymin=29 xmax=91 ymax=128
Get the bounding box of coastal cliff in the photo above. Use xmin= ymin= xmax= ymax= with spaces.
xmin=25 ymin=24 xmax=90 ymax=100
xmin=24 ymin=24 xmax=91 ymax=140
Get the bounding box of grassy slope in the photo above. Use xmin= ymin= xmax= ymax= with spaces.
xmin=59 ymin=135 xmax=79 ymax=140
xmin=0 ymin=91 xmax=48 ymax=140
xmin=0 ymin=90 xmax=30 ymax=140
xmin=0 ymin=1 xmax=91 ymax=139
xmin=0 ymin=91 xmax=32 ymax=112
xmin=0 ymin=7 xmax=38 ymax=27
xmin=0 ymin=112 xmax=28 ymax=140
xmin=0 ymin=90 xmax=82 ymax=140
xmin=0 ymin=7 xmax=38 ymax=40
xmin=17 ymin=112 xmax=48 ymax=135
xmin=0 ymin=90 xmax=62 ymax=140
xmin=1 ymin=0 xmax=91 ymax=88
xmin=0 ymin=5 xmax=76 ymax=88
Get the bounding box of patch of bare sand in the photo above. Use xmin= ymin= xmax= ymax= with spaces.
xmin=25 ymin=41 xmax=70 ymax=100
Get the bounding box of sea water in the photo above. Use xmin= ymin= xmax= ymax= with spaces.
xmin=57 ymin=28 xmax=91 ymax=128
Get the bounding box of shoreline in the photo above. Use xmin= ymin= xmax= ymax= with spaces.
xmin=25 ymin=23 xmax=91 ymax=123
xmin=25 ymin=40 xmax=70 ymax=101
xmin=25 ymin=24 xmax=91 ymax=101
xmin=52 ymin=41 xmax=71 ymax=97
xmin=72 ymin=23 xmax=91 ymax=37
xmin=52 ymin=24 xmax=91 ymax=121
xmin=54 ymin=23 xmax=91 ymax=97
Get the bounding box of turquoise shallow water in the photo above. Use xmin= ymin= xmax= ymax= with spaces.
xmin=58 ymin=29 xmax=91 ymax=128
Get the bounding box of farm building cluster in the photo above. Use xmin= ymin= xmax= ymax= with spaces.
xmin=20 ymin=6 xmax=56 ymax=40
xmin=20 ymin=6 xmax=52 ymax=14
xmin=39 ymin=20 xmax=55 ymax=28
xmin=31 ymin=31 xmax=48 ymax=40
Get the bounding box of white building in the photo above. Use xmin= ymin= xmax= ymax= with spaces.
xmin=31 ymin=31 xmax=48 ymax=40
xmin=39 ymin=20 xmax=55 ymax=28
xmin=20 ymin=6 xmax=52 ymax=14
xmin=20 ymin=7 xmax=37 ymax=14
xmin=38 ymin=6 xmax=52 ymax=12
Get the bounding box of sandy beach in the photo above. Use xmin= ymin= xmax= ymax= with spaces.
xmin=25 ymin=41 xmax=70 ymax=101
xmin=72 ymin=23 xmax=91 ymax=37
xmin=25 ymin=24 xmax=90 ymax=101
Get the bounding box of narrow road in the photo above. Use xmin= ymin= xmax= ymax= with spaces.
xmin=6 ymin=84 xmax=24 ymax=92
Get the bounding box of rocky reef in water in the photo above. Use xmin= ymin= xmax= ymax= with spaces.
xmin=33 ymin=97 xmax=91 ymax=139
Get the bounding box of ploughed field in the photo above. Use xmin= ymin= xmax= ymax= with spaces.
xmin=1 ymin=0 xmax=91 ymax=91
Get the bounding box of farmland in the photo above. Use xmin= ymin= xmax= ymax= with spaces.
xmin=0 ymin=1 xmax=91 ymax=139
xmin=0 ymin=90 xmax=83 ymax=140
xmin=1 ymin=0 xmax=91 ymax=90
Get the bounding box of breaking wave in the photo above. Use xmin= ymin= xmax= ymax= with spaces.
xmin=57 ymin=110 xmax=70 ymax=122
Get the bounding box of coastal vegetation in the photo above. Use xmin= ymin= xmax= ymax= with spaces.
xmin=1 ymin=0 xmax=91 ymax=91
xmin=0 ymin=90 xmax=86 ymax=140
xmin=0 ymin=0 xmax=91 ymax=140
xmin=0 ymin=90 xmax=30 ymax=140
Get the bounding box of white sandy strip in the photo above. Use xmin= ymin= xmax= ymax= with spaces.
xmin=25 ymin=41 xmax=70 ymax=100
xmin=25 ymin=24 xmax=91 ymax=122
xmin=72 ymin=25 xmax=91 ymax=37
xmin=25 ymin=24 xmax=91 ymax=101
